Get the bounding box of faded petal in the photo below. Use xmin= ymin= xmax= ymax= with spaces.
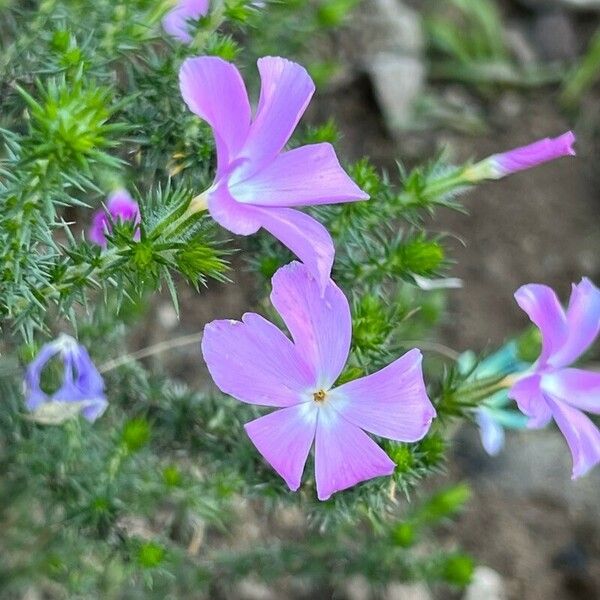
xmin=236 ymin=57 xmax=315 ymax=180
xmin=509 ymin=375 xmax=553 ymax=428
xmin=542 ymin=369 xmax=600 ymax=415
xmin=549 ymin=278 xmax=600 ymax=368
xmin=24 ymin=341 xmax=63 ymax=411
xmin=207 ymin=181 xmax=262 ymax=235
xmin=201 ymin=313 xmax=314 ymax=407
xmin=314 ymin=408 xmax=395 ymax=501
xmin=270 ymin=261 xmax=350 ymax=389
xmin=230 ymin=143 xmax=368 ymax=207
xmin=24 ymin=335 xmax=107 ymax=423
xmin=331 ymin=349 xmax=435 ymax=442
xmin=546 ymin=397 xmax=600 ymax=479
xmin=475 ymin=408 xmax=505 ymax=456
xmin=244 ymin=403 xmax=317 ymax=491
xmin=257 ymin=208 xmax=335 ymax=295
xmin=54 ymin=344 xmax=106 ymax=422
xmin=514 ymin=283 xmax=567 ymax=366
xmin=180 ymin=57 xmax=251 ymax=174
xmin=163 ymin=0 xmax=210 ymax=44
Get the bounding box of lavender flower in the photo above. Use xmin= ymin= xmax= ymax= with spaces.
xmin=179 ymin=56 xmax=368 ymax=291
xmin=25 ymin=334 xmax=107 ymax=424
xmin=163 ymin=0 xmax=209 ymax=44
xmin=89 ymin=189 xmax=141 ymax=248
xmin=458 ymin=344 xmax=528 ymax=456
xmin=484 ymin=131 xmax=576 ymax=179
xmin=202 ymin=262 xmax=435 ymax=500
xmin=509 ymin=278 xmax=600 ymax=478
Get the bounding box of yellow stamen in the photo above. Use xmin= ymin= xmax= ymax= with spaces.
xmin=313 ymin=390 xmax=326 ymax=403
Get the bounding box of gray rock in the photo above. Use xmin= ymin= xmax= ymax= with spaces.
xmin=517 ymin=0 xmax=600 ymax=11
xmin=235 ymin=579 xmax=278 ymax=600
xmin=342 ymin=574 xmax=372 ymax=600
xmin=533 ymin=10 xmax=577 ymax=61
xmin=351 ymin=0 xmax=423 ymax=56
xmin=560 ymin=0 xmax=600 ymax=9
xmin=463 ymin=566 xmax=506 ymax=600
xmin=368 ymin=54 xmax=425 ymax=132
xmin=383 ymin=582 xmax=432 ymax=600
xmin=345 ymin=0 xmax=425 ymax=133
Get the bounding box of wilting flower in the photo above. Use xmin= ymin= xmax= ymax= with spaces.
xmin=467 ymin=131 xmax=576 ymax=182
xmin=89 ymin=189 xmax=141 ymax=248
xmin=458 ymin=344 xmax=528 ymax=456
xmin=179 ymin=56 xmax=368 ymax=290
xmin=163 ymin=0 xmax=209 ymax=44
xmin=509 ymin=278 xmax=600 ymax=477
xmin=202 ymin=262 xmax=435 ymax=500
xmin=25 ymin=334 xmax=107 ymax=424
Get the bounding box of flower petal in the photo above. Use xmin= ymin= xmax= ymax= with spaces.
xmin=257 ymin=208 xmax=335 ymax=296
xmin=514 ymin=283 xmax=567 ymax=366
xmin=163 ymin=0 xmax=210 ymax=44
xmin=89 ymin=190 xmax=141 ymax=247
xmin=179 ymin=57 xmax=251 ymax=174
xmin=269 ymin=261 xmax=350 ymax=389
xmin=24 ymin=341 xmax=62 ymax=411
xmin=546 ymin=397 xmax=600 ymax=479
xmin=201 ymin=313 xmax=314 ymax=406
xmin=207 ymin=181 xmax=262 ymax=235
xmin=542 ymin=368 xmax=600 ymax=415
xmin=54 ymin=344 xmax=107 ymax=422
xmin=549 ymin=278 xmax=600 ymax=368
xmin=229 ymin=143 xmax=368 ymax=207
xmin=475 ymin=408 xmax=505 ymax=456
xmin=244 ymin=403 xmax=318 ymax=491
xmin=509 ymin=374 xmax=553 ymax=428
xmin=330 ymin=349 xmax=435 ymax=442
xmin=106 ymin=190 xmax=140 ymax=223
xmin=314 ymin=408 xmax=395 ymax=501
xmin=236 ymin=57 xmax=315 ymax=179
xmin=489 ymin=131 xmax=576 ymax=177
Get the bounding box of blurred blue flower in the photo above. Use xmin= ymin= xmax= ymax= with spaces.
xmin=458 ymin=342 xmax=528 ymax=456
xmin=25 ymin=334 xmax=107 ymax=424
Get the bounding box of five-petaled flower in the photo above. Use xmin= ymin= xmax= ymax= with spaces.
xmin=25 ymin=334 xmax=107 ymax=424
xmin=163 ymin=0 xmax=209 ymax=44
xmin=201 ymin=261 xmax=436 ymax=500
xmin=179 ymin=56 xmax=369 ymax=291
xmin=89 ymin=189 xmax=141 ymax=248
xmin=509 ymin=278 xmax=600 ymax=478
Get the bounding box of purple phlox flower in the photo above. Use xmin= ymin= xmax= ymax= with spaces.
xmin=179 ymin=56 xmax=369 ymax=291
xmin=201 ymin=261 xmax=435 ymax=500
xmin=509 ymin=278 xmax=600 ymax=478
xmin=89 ymin=189 xmax=141 ymax=248
xmin=163 ymin=0 xmax=209 ymax=44
xmin=486 ymin=131 xmax=576 ymax=178
xmin=458 ymin=344 xmax=529 ymax=456
xmin=24 ymin=334 xmax=107 ymax=424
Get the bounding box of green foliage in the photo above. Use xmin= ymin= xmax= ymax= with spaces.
xmin=561 ymin=27 xmax=600 ymax=109
xmin=425 ymin=0 xmax=562 ymax=89
xmin=0 ymin=0 xmax=511 ymax=597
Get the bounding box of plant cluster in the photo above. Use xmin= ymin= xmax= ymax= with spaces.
xmin=0 ymin=1 xmax=596 ymax=599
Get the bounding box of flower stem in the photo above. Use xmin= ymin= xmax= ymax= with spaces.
xmin=99 ymin=331 xmax=203 ymax=373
